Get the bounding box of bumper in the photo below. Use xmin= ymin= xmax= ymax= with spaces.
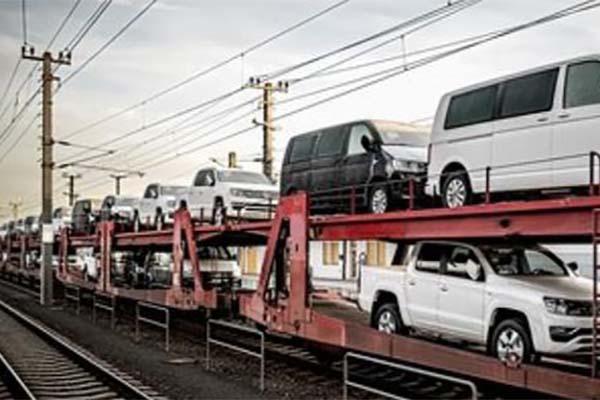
xmin=389 ymin=173 xmax=427 ymax=201
xmin=230 ymin=200 xmax=277 ymax=219
xmin=534 ymin=313 xmax=592 ymax=355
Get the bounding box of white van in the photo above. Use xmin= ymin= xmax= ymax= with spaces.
xmin=426 ymin=55 xmax=600 ymax=208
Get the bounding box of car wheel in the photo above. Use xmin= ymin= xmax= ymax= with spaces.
xmin=442 ymin=171 xmax=471 ymax=208
xmin=374 ymin=303 xmax=403 ymax=334
xmin=369 ymin=184 xmax=388 ymax=214
xmin=212 ymin=198 xmax=225 ymax=225
xmin=154 ymin=208 xmax=164 ymax=230
xmin=133 ymin=213 xmax=141 ymax=232
xmin=491 ymin=318 xmax=534 ymax=366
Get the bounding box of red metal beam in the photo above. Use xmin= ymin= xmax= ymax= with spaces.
xmin=239 ymin=194 xmax=600 ymax=400
xmin=310 ymin=196 xmax=600 ymax=242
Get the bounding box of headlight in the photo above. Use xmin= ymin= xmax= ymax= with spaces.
xmin=230 ymin=188 xmax=245 ymax=197
xmin=544 ymin=297 xmax=592 ymax=316
xmin=166 ymin=200 xmax=176 ymax=208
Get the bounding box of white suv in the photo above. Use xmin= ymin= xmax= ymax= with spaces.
xmin=426 ymin=54 xmax=600 ymax=207
xmin=179 ymin=168 xmax=278 ymax=222
xmin=359 ymin=241 xmax=593 ymax=364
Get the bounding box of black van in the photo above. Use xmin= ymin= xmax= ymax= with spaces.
xmin=281 ymin=120 xmax=429 ymax=213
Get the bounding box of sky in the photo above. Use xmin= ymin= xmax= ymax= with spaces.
xmin=0 ymin=0 xmax=599 ymax=219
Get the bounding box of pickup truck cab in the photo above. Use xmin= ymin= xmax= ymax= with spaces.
xmin=180 ymin=168 xmax=278 ymax=223
xmin=136 ymin=184 xmax=188 ymax=228
xmin=359 ymin=241 xmax=592 ymax=364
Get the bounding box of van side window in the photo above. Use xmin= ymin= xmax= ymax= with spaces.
xmin=499 ymin=68 xmax=558 ymax=118
xmin=444 ymin=85 xmax=497 ymax=129
xmin=347 ymin=124 xmax=372 ymax=155
xmin=565 ymin=61 xmax=600 ymax=108
xmin=316 ymin=128 xmax=345 ymax=157
xmin=290 ymin=135 xmax=316 ymax=162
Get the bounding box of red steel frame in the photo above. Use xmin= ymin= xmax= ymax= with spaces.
xmin=56 ymin=208 xmax=251 ymax=309
xmin=240 ymin=193 xmax=600 ymax=400
xmin=52 ymin=193 xmax=600 ymax=398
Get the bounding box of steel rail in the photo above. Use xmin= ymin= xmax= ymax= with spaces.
xmin=0 ymin=298 xmax=157 ymax=400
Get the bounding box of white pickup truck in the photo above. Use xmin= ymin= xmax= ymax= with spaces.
xmin=359 ymin=240 xmax=593 ymax=364
xmin=179 ymin=167 xmax=278 ymax=223
xmin=136 ymin=184 xmax=188 ymax=228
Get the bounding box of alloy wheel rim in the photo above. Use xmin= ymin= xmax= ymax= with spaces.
xmin=377 ymin=311 xmax=396 ymax=334
xmin=445 ymin=178 xmax=466 ymax=208
xmin=371 ymin=189 xmax=388 ymax=214
xmin=496 ymin=328 xmax=525 ymax=364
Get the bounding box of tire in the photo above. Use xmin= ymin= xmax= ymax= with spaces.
xmin=442 ymin=170 xmax=471 ymax=208
xmin=133 ymin=212 xmax=141 ymax=233
xmin=368 ymin=184 xmax=389 ymax=214
xmin=490 ymin=318 xmax=534 ymax=366
xmin=373 ymin=303 xmax=403 ymax=334
xmin=212 ymin=198 xmax=225 ymax=225
xmin=154 ymin=207 xmax=164 ymax=230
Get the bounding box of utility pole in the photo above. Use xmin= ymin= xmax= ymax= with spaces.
xmin=22 ymin=46 xmax=71 ymax=306
xmin=110 ymin=174 xmax=128 ymax=195
xmin=62 ymin=172 xmax=81 ymax=206
xmin=228 ymin=152 xmax=237 ymax=168
xmin=248 ymin=79 xmax=288 ymax=181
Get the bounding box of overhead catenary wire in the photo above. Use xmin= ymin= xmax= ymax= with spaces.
xmin=0 ymin=113 xmax=39 ymax=164
xmin=0 ymin=0 xmax=103 ymax=152
xmin=258 ymin=0 xmax=479 ymax=81
xmin=59 ymin=0 xmax=157 ymax=89
xmin=56 ymin=0 xmax=474 ymax=167
xmin=63 ymin=0 xmax=112 ymax=53
xmin=46 ymin=0 xmax=84 ymax=51
xmin=59 ymin=0 xmax=352 ymax=141
xmin=138 ymin=0 xmax=600 ymax=173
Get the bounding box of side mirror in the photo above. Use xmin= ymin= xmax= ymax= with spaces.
xmin=360 ymin=135 xmax=373 ymax=152
xmin=567 ymin=261 xmax=579 ymax=273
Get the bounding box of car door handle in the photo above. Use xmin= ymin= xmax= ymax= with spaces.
xmin=439 ymin=284 xmax=448 ymax=292
xmin=557 ymin=113 xmax=571 ymax=119
xmin=408 ymin=279 xmax=416 ymax=286
xmin=537 ymin=116 xmax=549 ymax=122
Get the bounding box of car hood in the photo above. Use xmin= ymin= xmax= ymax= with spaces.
xmin=496 ymin=275 xmax=593 ymax=300
xmin=382 ymin=144 xmax=428 ymax=163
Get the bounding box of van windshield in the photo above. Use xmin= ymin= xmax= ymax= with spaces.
xmin=373 ymin=121 xmax=430 ymax=147
xmin=218 ymin=170 xmax=271 ymax=185
xmin=481 ymin=245 xmax=568 ymax=277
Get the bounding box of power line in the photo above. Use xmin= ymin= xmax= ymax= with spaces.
xmin=59 ymin=0 xmax=157 ymax=89
xmin=0 ymin=113 xmax=39 ymax=164
xmin=60 ymin=0 xmax=351 ymax=141
xmin=81 ymin=0 xmax=476 ymax=169
xmin=139 ymin=0 xmax=600 ymax=174
xmin=259 ymin=0 xmax=479 ymax=81
xmin=64 ymin=0 xmax=112 ymax=52
xmin=56 ymin=0 xmax=468 ymax=165
xmin=46 ymin=0 xmax=84 ymax=51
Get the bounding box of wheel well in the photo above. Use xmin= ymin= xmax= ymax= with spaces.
xmin=214 ymin=196 xmax=224 ymax=206
xmin=370 ymin=290 xmax=398 ymax=326
xmin=487 ymin=308 xmax=532 ymax=348
xmin=439 ymin=162 xmax=467 ymax=192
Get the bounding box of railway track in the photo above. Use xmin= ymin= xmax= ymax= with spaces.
xmin=0 ymin=298 xmax=163 ymax=400
xmin=0 ymin=276 xmax=556 ymax=399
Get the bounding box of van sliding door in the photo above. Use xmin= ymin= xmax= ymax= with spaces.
xmin=491 ymin=68 xmax=558 ymax=193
